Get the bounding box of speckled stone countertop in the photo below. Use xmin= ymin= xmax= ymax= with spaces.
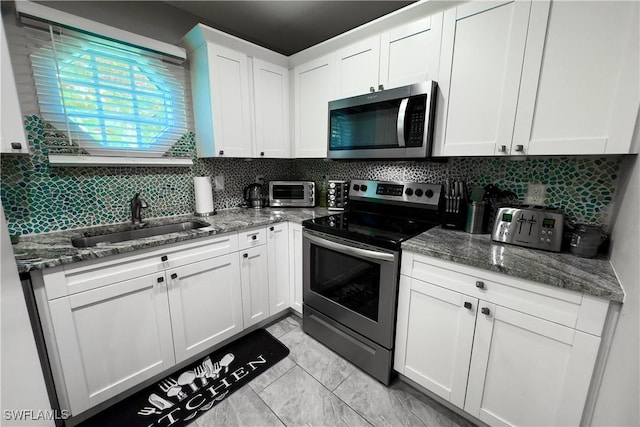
xmin=402 ymin=227 xmax=624 ymax=303
xmin=12 ymin=207 xmax=330 ymax=273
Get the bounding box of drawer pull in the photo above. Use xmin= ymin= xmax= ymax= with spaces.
xmin=157 ymin=277 xmax=164 ymax=283
xmin=475 ymin=281 xmax=485 ymax=289
xmin=243 ymin=253 xmax=248 ymax=258
xmin=252 ymin=235 xmax=257 ymax=240
xmin=161 ymin=255 xmax=168 ymax=262
xmin=463 ymin=301 xmax=472 ymax=310
xmin=269 ymin=226 xmax=274 ymax=231
xmin=481 ymin=307 xmax=491 ymax=316
xmin=171 ymin=273 xmax=178 ymax=280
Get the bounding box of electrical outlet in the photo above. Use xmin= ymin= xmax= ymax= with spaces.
xmin=525 ymin=183 xmax=548 ymax=206
xmin=213 ymin=175 xmax=225 ymax=191
xmin=255 ymin=175 xmax=264 ymax=184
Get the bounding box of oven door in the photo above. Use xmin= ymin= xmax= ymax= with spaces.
xmin=302 ymin=229 xmax=399 ymax=348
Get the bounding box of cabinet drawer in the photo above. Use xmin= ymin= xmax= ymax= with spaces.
xmin=41 ymin=233 xmax=239 ymax=299
xmin=238 ymin=226 xmax=267 ymax=250
xmin=402 ymin=252 xmax=592 ymax=331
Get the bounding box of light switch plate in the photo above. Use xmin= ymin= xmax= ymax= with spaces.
xmin=525 ymin=183 xmax=547 ymax=206
xmin=214 ymin=175 xmax=225 ymax=191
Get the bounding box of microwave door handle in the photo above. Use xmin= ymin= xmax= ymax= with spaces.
xmin=397 ymin=98 xmax=409 ymax=147
xmin=305 ymin=233 xmax=395 ymax=263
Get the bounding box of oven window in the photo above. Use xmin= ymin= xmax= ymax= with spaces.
xmin=272 ymin=185 xmax=305 ymax=200
xmin=310 ymin=245 xmax=380 ymax=321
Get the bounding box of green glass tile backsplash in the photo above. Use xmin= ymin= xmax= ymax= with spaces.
xmin=1 ymin=116 xmax=621 ymax=235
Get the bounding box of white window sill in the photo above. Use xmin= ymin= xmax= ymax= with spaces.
xmin=48 ymin=155 xmax=193 ymax=167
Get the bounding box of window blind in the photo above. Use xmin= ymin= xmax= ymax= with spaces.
xmin=25 ymin=24 xmax=189 ymax=158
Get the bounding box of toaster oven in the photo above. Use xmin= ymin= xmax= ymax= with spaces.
xmin=269 ymin=181 xmax=315 ymax=207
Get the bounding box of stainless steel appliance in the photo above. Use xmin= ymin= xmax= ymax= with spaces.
xmin=268 ymin=181 xmax=315 ymax=207
xmin=327 ymin=180 xmax=349 ymax=211
xmin=243 ymin=183 xmax=266 ymax=209
xmin=302 ymin=179 xmax=443 ymax=384
xmin=328 ymin=81 xmax=437 ymax=160
xmin=492 ymin=206 xmax=564 ymax=252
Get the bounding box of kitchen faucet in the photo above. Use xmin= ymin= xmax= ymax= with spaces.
xmin=130 ymin=193 xmax=148 ymax=224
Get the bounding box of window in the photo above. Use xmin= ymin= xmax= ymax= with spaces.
xmin=27 ymin=25 xmax=188 ymax=158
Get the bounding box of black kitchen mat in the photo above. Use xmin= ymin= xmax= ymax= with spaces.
xmin=78 ymin=329 xmax=289 ymax=427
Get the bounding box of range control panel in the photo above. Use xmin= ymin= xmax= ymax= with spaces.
xmin=349 ymin=179 xmax=442 ymax=208
xmin=491 ymin=207 xmax=564 ymax=252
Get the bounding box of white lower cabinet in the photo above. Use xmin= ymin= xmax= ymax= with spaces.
xmin=395 ymin=252 xmax=608 ymax=426
xmin=167 ymin=254 xmax=243 ymax=363
xmin=267 ymin=223 xmax=291 ymax=314
xmin=288 ymin=222 xmax=303 ymax=314
xmin=240 ymin=244 xmax=270 ymax=327
xmin=48 ymin=273 xmax=176 ymax=416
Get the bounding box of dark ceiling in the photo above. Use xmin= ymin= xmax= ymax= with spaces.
xmin=165 ymin=1 xmax=415 ymax=56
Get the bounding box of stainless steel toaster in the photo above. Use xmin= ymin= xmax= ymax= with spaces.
xmin=492 ymin=206 xmax=564 ymax=252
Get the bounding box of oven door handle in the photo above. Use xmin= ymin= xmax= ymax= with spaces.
xmin=305 ymin=233 xmax=396 ymax=263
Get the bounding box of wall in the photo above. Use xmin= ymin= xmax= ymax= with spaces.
xmin=0 ymin=115 xmax=622 ymax=234
xmin=592 ymin=154 xmax=640 ymax=426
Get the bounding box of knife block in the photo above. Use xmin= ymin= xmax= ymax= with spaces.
xmin=442 ymin=198 xmax=467 ymax=230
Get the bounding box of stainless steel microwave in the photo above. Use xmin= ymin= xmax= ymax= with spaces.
xmin=327 ymin=81 xmax=437 ymax=160
xmin=269 ymin=181 xmax=315 ymax=207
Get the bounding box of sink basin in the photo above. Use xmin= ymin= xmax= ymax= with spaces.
xmin=71 ymin=221 xmax=209 ymax=248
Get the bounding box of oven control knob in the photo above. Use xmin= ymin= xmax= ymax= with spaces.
xmin=360 ymin=185 xmax=367 ymax=192
xmin=425 ymin=189 xmax=434 ymax=198
xmin=405 ymin=188 xmax=413 ymax=196
xmin=353 ymin=184 xmax=360 ymax=191
xmin=415 ymin=189 xmax=423 ymax=197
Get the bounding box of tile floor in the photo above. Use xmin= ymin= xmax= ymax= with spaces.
xmin=190 ymin=315 xmax=476 ymax=427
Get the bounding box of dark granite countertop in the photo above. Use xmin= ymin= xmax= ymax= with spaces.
xmin=12 ymin=207 xmax=330 ymax=273
xmin=401 ymin=227 xmax=624 ymax=303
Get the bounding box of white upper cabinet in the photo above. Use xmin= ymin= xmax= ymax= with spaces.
xmin=1 ymin=17 xmax=28 ymax=154
xmin=333 ymin=15 xmax=443 ymax=99
xmin=293 ymin=55 xmax=335 ymax=158
xmin=379 ymin=16 xmax=442 ymax=91
xmin=333 ymin=36 xmax=381 ymax=98
xmin=513 ymin=1 xmax=640 ymax=155
xmin=436 ymin=1 xmax=531 ymax=157
xmin=190 ymin=42 xmax=253 ymax=158
xmin=253 ymin=59 xmax=290 ymax=158
xmin=436 ymin=0 xmax=639 ymax=157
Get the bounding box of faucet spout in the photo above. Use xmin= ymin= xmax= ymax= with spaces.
xmin=130 ymin=193 xmax=148 ymax=224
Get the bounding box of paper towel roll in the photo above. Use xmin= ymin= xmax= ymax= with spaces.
xmin=194 ymin=177 xmax=214 ymax=215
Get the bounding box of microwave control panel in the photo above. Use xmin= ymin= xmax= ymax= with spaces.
xmin=406 ymin=95 xmax=427 ymax=147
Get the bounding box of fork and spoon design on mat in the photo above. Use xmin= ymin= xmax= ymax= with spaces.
xmin=137 ymin=353 xmax=235 ymax=416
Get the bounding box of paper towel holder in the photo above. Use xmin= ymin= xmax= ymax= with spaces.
xmin=195 ymin=208 xmax=216 ymax=217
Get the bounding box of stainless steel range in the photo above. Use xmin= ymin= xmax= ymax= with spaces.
xmin=302 ymin=179 xmax=443 ymax=384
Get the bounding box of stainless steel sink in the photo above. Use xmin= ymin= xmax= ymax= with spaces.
xmin=71 ymin=221 xmax=209 ymax=248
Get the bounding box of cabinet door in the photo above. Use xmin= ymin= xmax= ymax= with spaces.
xmin=267 ymin=222 xmax=290 ymax=315
xmin=288 ymin=222 xmax=303 ymax=314
xmin=294 ymin=56 xmax=335 ymax=158
xmin=48 ymin=273 xmax=175 ymax=415
xmin=204 ymin=43 xmax=253 ymax=158
xmin=379 ymin=15 xmax=443 ymax=90
xmin=166 ymin=254 xmax=243 ymax=363
xmin=394 ymin=276 xmax=476 ymax=408
xmin=465 ymin=302 xmax=601 ymax=426
xmin=513 ymin=1 xmax=639 ymax=155
xmin=253 ymin=58 xmax=290 ymax=158
xmin=437 ymin=1 xmax=531 ymax=156
xmin=333 ymin=36 xmax=381 ymax=98
xmin=240 ymin=245 xmax=270 ymax=327
xmin=1 ymin=18 xmax=28 ymax=154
